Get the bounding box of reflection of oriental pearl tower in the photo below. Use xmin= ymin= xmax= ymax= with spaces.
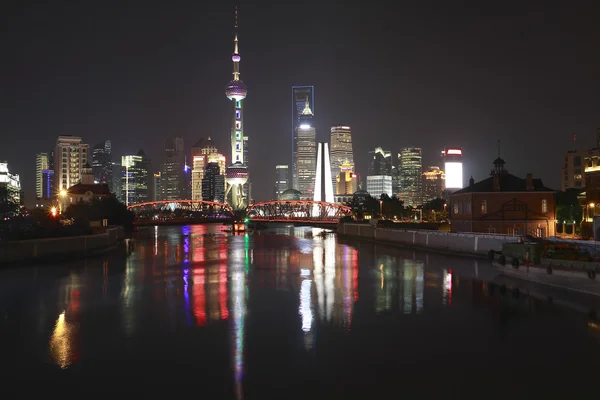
xmin=224 ymin=6 xmax=248 ymax=211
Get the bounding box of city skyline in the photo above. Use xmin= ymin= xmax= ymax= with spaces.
xmin=2 ymin=2 xmax=600 ymax=203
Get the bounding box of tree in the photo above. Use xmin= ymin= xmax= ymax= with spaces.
xmin=556 ymin=189 xmax=583 ymax=223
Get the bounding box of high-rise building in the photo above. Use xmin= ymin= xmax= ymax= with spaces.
xmin=314 ymin=142 xmax=334 ymax=203
xmin=121 ymin=150 xmax=151 ymax=206
xmin=294 ymin=100 xmax=317 ymax=199
xmin=35 ymin=152 xmax=49 ymax=199
xmin=292 ymin=86 xmax=315 ymax=188
xmin=191 ymin=137 xmax=219 ymax=201
xmin=335 ymin=162 xmax=359 ymax=196
xmin=442 ymin=147 xmax=464 ymax=192
xmin=366 ymin=176 xmax=392 ymax=199
xmin=111 ymin=161 xmax=122 ymax=201
xmin=391 ymin=166 xmax=400 ymax=195
xmin=368 ymin=147 xmax=392 ymax=176
xmin=422 ymin=166 xmax=445 ymax=203
xmin=42 ymin=169 xmax=54 ymax=201
xmin=224 ymin=6 xmax=249 ymax=210
xmin=274 ymin=165 xmax=289 ymax=200
xmin=329 ymin=126 xmax=354 ymax=190
xmin=92 ymin=140 xmax=112 ymax=184
xmin=0 ymin=162 xmax=21 ymax=216
xmin=54 ymin=136 xmax=90 ymax=192
xmin=398 ymin=147 xmax=423 ymax=207
xmin=202 ymin=162 xmax=225 ymax=203
xmin=161 ymin=137 xmax=185 ymax=200
xmin=152 ymin=172 xmax=161 ymax=201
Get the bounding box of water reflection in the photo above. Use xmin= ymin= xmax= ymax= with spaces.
xmin=49 ymin=311 xmax=75 ymax=368
xmin=2 ymin=224 xmax=599 ymax=394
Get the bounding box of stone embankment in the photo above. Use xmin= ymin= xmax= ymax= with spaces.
xmin=0 ymin=226 xmax=125 ymax=265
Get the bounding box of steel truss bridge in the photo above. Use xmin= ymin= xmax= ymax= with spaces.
xmin=128 ymin=199 xmax=352 ymax=225
xmin=246 ymin=200 xmax=352 ymax=224
xmin=128 ymin=200 xmax=235 ymax=225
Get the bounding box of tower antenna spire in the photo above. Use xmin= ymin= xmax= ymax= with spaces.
xmin=234 ymin=4 xmax=238 ymax=29
xmin=497 ymin=140 xmax=500 ymax=158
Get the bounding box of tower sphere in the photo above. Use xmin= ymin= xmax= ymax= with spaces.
xmin=232 ymin=54 xmax=241 ymax=62
xmin=226 ymin=80 xmax=247 ymax=101
xmin=226 ymin=162 xmax=248 ymax=185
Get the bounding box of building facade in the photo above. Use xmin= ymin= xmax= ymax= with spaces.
xmin=368 ymin=147 xmax=392 ymax=176
xmin=442 ymin=147 xmax=463 ymax=192
xmin=92 ymin=140 xmax=112 ymax=184
xmin=294 ymin=100 xmax=317 ymax=199
xmin=121 ymin=150 xmax=151 ymax=206
xmin=336 ymin=162 xmax=359 ymax=196
xmin=202 ymin=162 xmax=225 ymax=203
xmin=449 ymin=158 xmax=556 ymax=237
xmin=422 ymin=166 xmax=445 ymax=203
xmin=0 ymin=162 xmax=21 ymax=216
xmin=366 ymin=175 xmax=393 ymax=199
xmin=292 ymin=85 xmax=315 ymax=188
xmin=329 ymin=126 xmax=354 ymax=190
xmin=398 ymin=147 xmax=423 ymax=207
xmin=35 ymin=152 xmax=49 ymax=199
xmin=54 ymin=136 xmax=90 ymax=192
xmin=274 ymin=165 xmax=289 ymax=200
xmin=161 ymin=137 xmax=185 ymax=200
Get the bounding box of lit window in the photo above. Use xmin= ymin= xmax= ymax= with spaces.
xmin=542 ymin=199 xmax=548 ymax=213
xmin=235 ymin=121 xmax=241 ymax=130
xmin=481 ymin=200 xmax=487 ymax=215
xmin=453 ymin=203 xmax=459 ymax=215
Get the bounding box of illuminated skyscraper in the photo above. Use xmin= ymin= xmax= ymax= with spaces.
xmin=92 ymin=140 xmax=112 ymax=184
xmin=292 ymin=86 xmax=315 ymax=188
xmin=329 ymin=126 xmax=354 ymax=191
xmin=294 ymin=99 xmax=317 ymax=198
xmin=54 ymin=136 xmax=89 ymax=192
xmin=398 ymin=147 xmax=423 ymax=207
xmin=442 ymin=147 xmax=464 ymax=193
xmin=161 ymin=137 xmax=185 ymax=200
xmin=121 ymin=150 xmax=151 ymax=206
xmin=224 ymin=7 xmax=249 ymax=210
xmin=274 ymin=165 xmax=289 ymax=200
xmin=35 ymin=152 xmax=49 ymax=199
xmin=422 ymin=166 xmax=445 ymax=202
xmin=336 ymin=162 xmax=359 ymax=196
xmin=191 ymin=137 xmax=218 ymax=201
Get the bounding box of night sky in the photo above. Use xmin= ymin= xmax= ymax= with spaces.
xmin=2 ymin=1 xmax=600 ymax=204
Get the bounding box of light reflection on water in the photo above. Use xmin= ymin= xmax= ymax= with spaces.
xmin=3 ymin=224 xmax=600 ymax=395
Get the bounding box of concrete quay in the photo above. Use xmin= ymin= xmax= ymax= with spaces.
xmin=337 ymin=223 xmax=519 ymax=258
xmin=0 ymin=226 xmax=125 ymax=265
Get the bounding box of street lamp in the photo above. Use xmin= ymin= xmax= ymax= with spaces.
xmin=379 ymin=200 xmax=383 ymax=218
xmin=590 ymin=203 xmax=596 ymax=221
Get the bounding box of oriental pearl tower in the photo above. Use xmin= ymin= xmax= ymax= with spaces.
xmin=224 ymin=6 xmax=248 ymax=210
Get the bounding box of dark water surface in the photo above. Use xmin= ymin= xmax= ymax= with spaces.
xmin=2 ymin=224 xmax=600 ymax=397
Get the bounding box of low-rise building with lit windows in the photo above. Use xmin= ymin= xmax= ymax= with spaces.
xmin=449 ymin=158 xmax=556 ymax=237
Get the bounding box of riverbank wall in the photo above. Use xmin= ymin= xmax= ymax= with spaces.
xmin=0 ymin=226 xmax=125 ymax=265
xmin=337 ymin=223 xmax=519 ymax=257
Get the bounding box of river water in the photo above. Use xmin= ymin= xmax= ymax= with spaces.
xmin=1 ymin=224 xmax=600 ymax=397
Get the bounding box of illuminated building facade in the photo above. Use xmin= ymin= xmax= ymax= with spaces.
xmin=366 ymin=175 xmax=392 ymax=198
xmin=368 ymin=147 xmax=392 ymax=176
xmin=161 ymin=137 xmax=185 ymax=200
xmin=224 ymin=7 xmax=249 ymax=210
xmin=422 ymin=166 xmax=445 ymax=202
xmin=0 ymin=162 xmax=21 ymax=215
xmin=191 ymin=137 xmax=219 ymax=201
xmin=292 ymin=86 xmax=315 ymax=189
xmin=314 ymin=142 xmax=334 ymax=203
xmin=336 ymin=162 xmax=358 ymax=195
xmin=152 ymin=172 xmax=161 ymax=201
xmin=121 ymin=150 xmax=151 ymax=206
xmin=92 ymin=140 xmax=112 ymax=184
xmin=442 ymin=147 xmax=463 ymax=192
xmin=294 ymin=99 xmax=317 ymax=199
xmin=54 ymin=136 xmax=90 ymax=192
xmin=274 ymin=165 xmax=289 ymax=200
xmin=202 ymin=162 xmax=225 ymax=203
xmin=398 ymin=147 xmax=423 ymax=207
xmin=329 ymin=126 xmax=354 ymax=190
xmin=35 ymin=152 xmax=50 ymax=200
